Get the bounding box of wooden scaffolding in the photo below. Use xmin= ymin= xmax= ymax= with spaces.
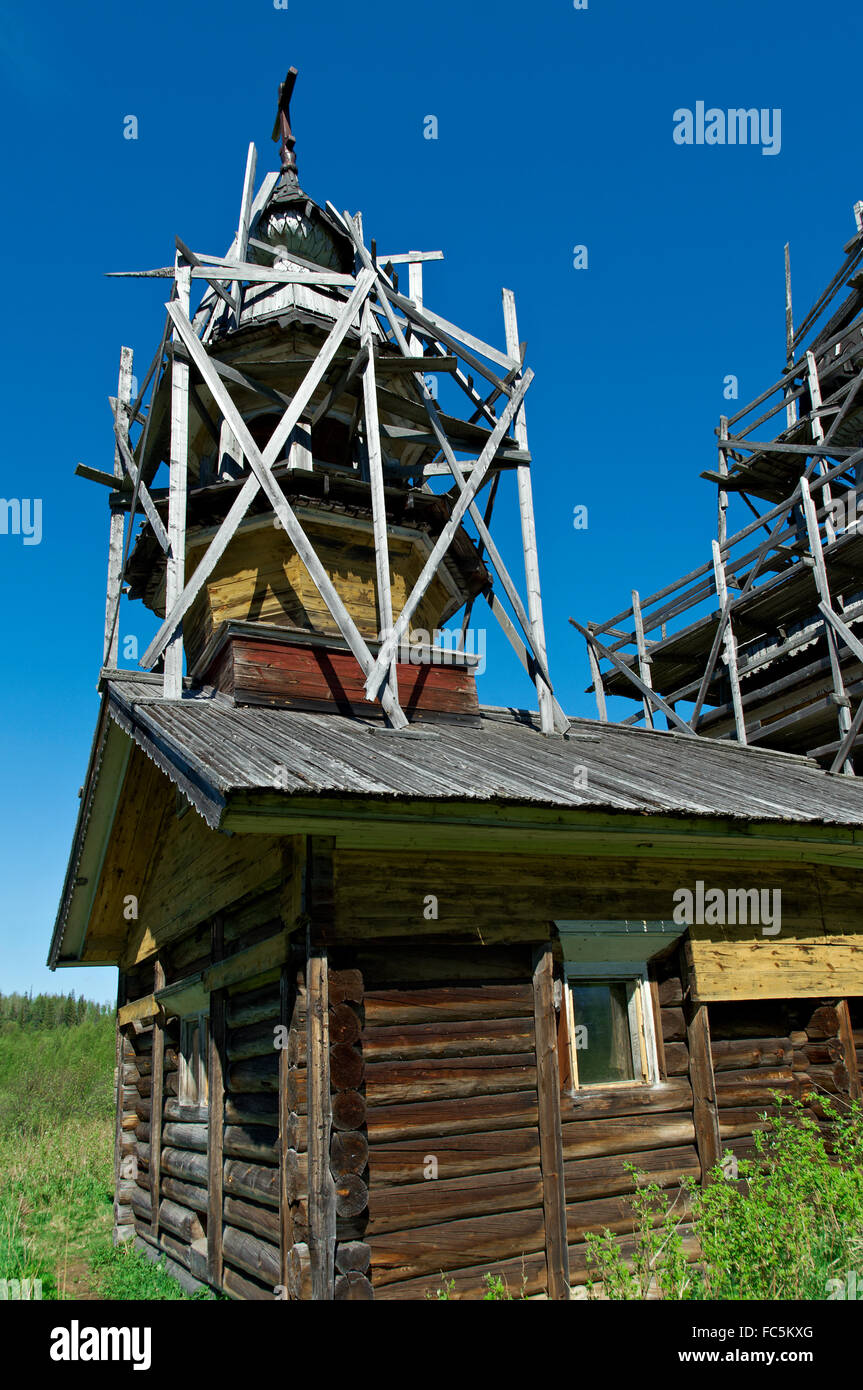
xmin=83 ymin=71 xmax=568 ymax=736
xmin=575 ymin=201 xmax=863 ymax=774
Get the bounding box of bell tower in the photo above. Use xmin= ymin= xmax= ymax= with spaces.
xmin=95 ymin=68 xmax=568 ymax=732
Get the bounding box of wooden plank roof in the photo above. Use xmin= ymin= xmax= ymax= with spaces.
xmin=102 ymin=672 xmax=863 ymax=829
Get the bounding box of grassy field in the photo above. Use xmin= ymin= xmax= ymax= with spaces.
xmin=0 ymin=1000 xmax=206 ymax=1300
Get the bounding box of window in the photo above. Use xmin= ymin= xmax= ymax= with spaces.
xmin=564 ymin=965 xmax=659 ymax=1090
xmin=178 ymin=1014 xmax=209 ymax=1108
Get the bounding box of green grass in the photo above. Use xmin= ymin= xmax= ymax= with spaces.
xmin=0 ymin=1007 xmax=206 ymax=1300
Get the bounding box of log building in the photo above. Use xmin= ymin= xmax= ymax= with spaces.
xmin=49 ymin=72 xmax=863 ymax=1300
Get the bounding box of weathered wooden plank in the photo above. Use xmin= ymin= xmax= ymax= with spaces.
xmin=367 ymin=1165 xmax=544 ymax=1236
xmin=368 ymin=1206 xmax=546 ymax=1287
xmin=368 ymin=1125 xmax=541 ymax=1186
xmin=208 ymin=936 xmax=226 ymax=1286
xmin=532 ymin=945 xmax=569 ymax=1299
xmin=307 ymin=945 xmax=336 ymax=1300
xmin=364 ymin=1054 xmax=536 ymax=1107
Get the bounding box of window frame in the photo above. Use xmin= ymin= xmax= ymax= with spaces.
xmin=178 ymin=1012 xmax=209 ymax=1111
xmin=563 ymin=962 xmax=661 ymax=1092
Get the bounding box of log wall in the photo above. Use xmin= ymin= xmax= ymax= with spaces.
xmin=357 ymin=945 xmax=549 ymax=1300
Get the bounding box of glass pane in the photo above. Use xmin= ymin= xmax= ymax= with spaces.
xmin=570 ymin=981 xmax=635 ymax=1085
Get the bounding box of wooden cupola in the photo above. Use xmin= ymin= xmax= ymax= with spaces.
xmin=99 ymin=67 xmax=568 ymax=734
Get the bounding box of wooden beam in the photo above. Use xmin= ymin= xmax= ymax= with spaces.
xmin=800 ymin=476 xmax=853 ymax=773
xmin=532 ymin=944 xmax=569 ymax=1299
xmin=631 ymin=588 xmax=654 ymax=729
xmin=103 ymin=347 xmax=133 ymax=666
xmin=307 ymin=942 xmax=336 ymax=1300
xmin=117 ymin=993 xmax=159 ymax=1027
xmin=232 ymin=142 xmax=258 ymax=320
xmin=836 ymin=999 xmax=862 ymax=1101
xmin=164 ymin=260 xmax=191 ymax=699
xmin=711 ymin=541 xmax=747 ymax=745
xmin=681 ymin=946 xmax=721 ymax=1178
xmin=569 ymin=620 xmax=697 ymax=736
xmin=361 ymin=300 xmax=398 ymax=706
xmin=364 ymin=372 xmax=533 ymax=695
xmin=385 ymin=286 xmax=520 ymax=375
xmin=149 ymin=959 xmax=166 ymax=1239
xmin=586 ymin=630 xmax=608 ymax=723
xmin=165 ymin=290 xmax=408 ymax=728
xmin=112 ymin=973 xmax=127 ymax=1244
xmin=503 ymin=288 xmax=553 ymax=735
xmin=344 ymin=226 xmax=567 ymax=728
xmin=207 ymin=915 xmax=225 ymax=1288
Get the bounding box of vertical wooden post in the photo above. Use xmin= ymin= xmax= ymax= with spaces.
xmin=586 ymin=627 xmax=608 ymax=723
xmin=149 ymin=958 xmax=166 ymax=1238
xmin=408 ymin=254 xmax=423 ymax=358
xmin=800 ymin=475 xmax=853 ymax=772
xmin=712 ymin=541 xmax=747 ymax=745
xmin=502 ymin=289 xmax=554 ymax=734
xmin=306 ymin=942 xmax=336 ymax=1300
xmin=279 ymin=839 xmax=305 ymax=1296
xmin=361 ymin=301 xmax=399 ymax=710
xmin=717 ymin=415 xmax=729 ymax=549
xmin=806 ymin=350 xmax=836 ymax=543
xmin=784 ymin=245 xmax=798 ymax=429
xmin=631 ymin=589 xmax=654 ymax=730
xmin=306 ymin=836 xmax=337 ymax=1300
xmin=681 ymin=945 xmax=721 ymax=1179
xmin=207 ymin=915 xmax=225 ymax=1287
xmin=164 ymin=259 xmax=191 ymax=698
xmin=104 ymin=346 xmax=133 ymax=667
xmin=836 ymin=999 xmax=862 ymax=1101
xmin=112 ymin=971 xmax=127 ymax=1245
xmin=532 ymin=944 xmax=570 ymax=1299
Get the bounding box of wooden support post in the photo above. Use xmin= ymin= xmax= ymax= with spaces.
xmin=361 ymin=302 xmax=398 ymax=710
xmin=503 ymin=289 xmax=554 ymax=734
xmin=280 ymin=839 xmax=305 ymax=1297
xmin=306 ymin=942 xmax=336 ymax=1301
xmin=164 ymin=260 xmax=191 ymax=698
xmin=408 ymin=253 xmax=423 ymax=359
xmin=532 ymin=944 xmax=569 ymax=1300
xmin=631 ymin=589 xmax=654 ymax=730
xmin=207 ymin=915 xmax=225 ymax=1288
xmin=112 ymin=972 xmax=127 ymax=1245
xmin=711 ymin=541 xmax=747 ymax=745
xmin=836 ymin=1000 xmax=862 ymax=1101
xmin=306 ymin=838 xmax=337 ymax=1300
xmin=784 ymin=245 xmax=798 ymax=428
xmin=149 ymin=958 xmax=166 ymax=1238
xmin=800 ymin=476 xmax=853 ymax=772
xmin=586 ymin=627 xmax=608 ymax=723
xmin=806 ymin=350 xmax=836 ymax=544
xmin=232 ymin=142 xmax=257 ymax=323
xmin=104 ymin=346 xmax=133 ymax=666
xmin=717 ymin=415 xmax=729 ymax=549
xmin=681 ymin=945 xmax=721 ymax=1179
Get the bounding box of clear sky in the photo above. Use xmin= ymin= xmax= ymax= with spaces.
xmin=1 ymin=0 xmax=861 ymax=999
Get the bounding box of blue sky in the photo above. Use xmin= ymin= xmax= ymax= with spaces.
xmin=1 ymin=0 xmax=861 ymax=999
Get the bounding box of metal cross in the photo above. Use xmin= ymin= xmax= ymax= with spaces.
xmin=272 ymin=66 xmax=299 ymax=180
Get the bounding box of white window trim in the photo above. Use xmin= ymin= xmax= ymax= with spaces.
xmin=564 ymin=962 xmax=661 ymax=1091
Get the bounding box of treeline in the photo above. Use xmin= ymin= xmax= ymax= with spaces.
xmin=0 ymin=992 xmax=112 ymax=1031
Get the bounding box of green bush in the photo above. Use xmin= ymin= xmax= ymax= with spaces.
xmin=584 ymin=1094 xmax=863 ymax=1300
